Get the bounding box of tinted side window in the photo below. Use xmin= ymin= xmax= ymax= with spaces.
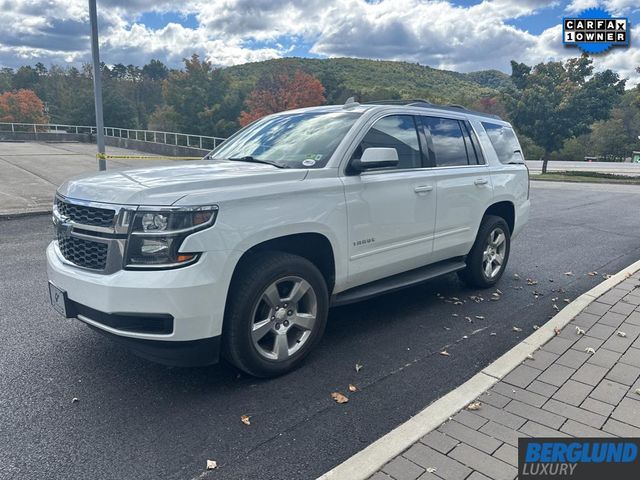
xmin=354 ymin=115 xmax=421 ymax=169
xmin=422 ymin=117 xmax=469 ymax=167
xmin=482 ymin=123 xmax=522 ymax=164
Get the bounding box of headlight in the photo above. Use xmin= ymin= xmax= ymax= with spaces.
xmin=124 ymin=206 xmax=218 ymax=269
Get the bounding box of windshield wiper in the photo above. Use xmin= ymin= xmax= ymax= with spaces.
xmin=226 ymin=156 xmax=288 ymax=169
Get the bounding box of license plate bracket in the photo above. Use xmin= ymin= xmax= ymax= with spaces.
xmin=48 ymin=282 xmax=73 ymax=318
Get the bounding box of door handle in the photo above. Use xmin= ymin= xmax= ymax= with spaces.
xmin=474 ymin=178 xmax=489 ymax=186
xmin=414 ymin=185 xmax=433 ymax=194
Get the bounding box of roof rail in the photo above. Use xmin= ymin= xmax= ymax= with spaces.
xmin=363 ymin=98 xmax=502 ymax=120
xmin=362 ymin=99 xmax=434 ymax=106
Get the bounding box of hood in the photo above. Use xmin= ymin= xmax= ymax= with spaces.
xmin=57 ymin=160 xmax=308 ymax=205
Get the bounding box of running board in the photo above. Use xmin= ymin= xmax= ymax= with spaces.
xmin=330 ymin=258 xmax=466 ymax=307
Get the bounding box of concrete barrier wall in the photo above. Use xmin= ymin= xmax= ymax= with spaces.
xmin=0 ymin=132 xmax=92 ymax=143
xmin=0 ymin=132 xmax=210 ymax=158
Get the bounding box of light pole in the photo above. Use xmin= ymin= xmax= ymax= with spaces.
xmin=89 ymin=0 xmax=106 ymax=171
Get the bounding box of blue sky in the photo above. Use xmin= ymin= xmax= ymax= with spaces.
xmin=1 ymin=0 xmax=639 ymax=85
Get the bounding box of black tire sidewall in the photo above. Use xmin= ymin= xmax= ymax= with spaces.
xmin=461 ymin=215 xmax=511 ymax=288
xmin=223 ymin=252 xmax=329 ymax=377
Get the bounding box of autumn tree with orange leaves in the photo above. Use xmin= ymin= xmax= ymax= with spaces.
xmin=0 ymin=89 xmax=48 ymax=123
xmin=239 ymin=70 xmax=325 ymax=126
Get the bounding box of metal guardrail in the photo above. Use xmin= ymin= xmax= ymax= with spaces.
xmin=0 ymin=122 xmax=226 ymax=151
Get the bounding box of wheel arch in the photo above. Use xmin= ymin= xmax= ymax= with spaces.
xmin=230 ymin=232 xmax=337 ymax=295
xmin=484 ymin=201 xmax=515 ymax=234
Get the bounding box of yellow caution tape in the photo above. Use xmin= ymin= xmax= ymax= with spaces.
xmin=96 ymin=153 xmax=203 ymax=161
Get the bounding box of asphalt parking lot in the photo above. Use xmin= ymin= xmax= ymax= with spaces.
xmin=1 ymin=181 xmax=640 ymax=480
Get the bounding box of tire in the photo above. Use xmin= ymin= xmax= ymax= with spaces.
xmin=458 ymin=215 xmax=511 ymax=289
xmin=222 ymin=251 xmax=329 ymax=377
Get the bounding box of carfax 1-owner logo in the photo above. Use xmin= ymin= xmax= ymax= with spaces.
xmin=563 ymin=7 xmax=629 ymax=53
xmin=519 ymin=438 xmax=640 ymax=479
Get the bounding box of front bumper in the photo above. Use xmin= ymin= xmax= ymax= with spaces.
xmin=47 ymin=241 xmax=237 ymax=362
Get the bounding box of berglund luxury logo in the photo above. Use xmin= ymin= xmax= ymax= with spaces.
xmin=563 ymin=7 xmax=629 ymax=54
xmin=519 ymin=438 xmax=640 ymax=479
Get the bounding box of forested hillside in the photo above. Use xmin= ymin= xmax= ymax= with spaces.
xmin=0 ymin=55 xmax=638 ymax=160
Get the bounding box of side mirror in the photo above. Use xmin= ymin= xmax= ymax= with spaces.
xmin=351 ymin=147 xmax=399 ymax=172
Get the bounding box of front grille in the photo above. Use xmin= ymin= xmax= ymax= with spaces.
xmin=56 ymin=198 xmax=115 ymax=227
xmin=57 ymin=233 xmax=108 ymax=270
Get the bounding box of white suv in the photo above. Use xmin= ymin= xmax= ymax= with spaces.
xmin=47 ymin=99 xmax=530 ymax=377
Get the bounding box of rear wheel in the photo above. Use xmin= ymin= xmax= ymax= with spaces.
xmin=222 ymin=252 xmax=328 ymax=377
xmin=458 ymin=215 xmax=510 ymax=288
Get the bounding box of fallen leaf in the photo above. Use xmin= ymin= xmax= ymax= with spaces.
xmin=439 ymin=350 xmax=450 ymax=356
xmin=465 ymin=316 xmax=473 ymax=323
xmin=585 ymin=347 xmax=596 ymax=354
xmin=71 ymin=397 xmax=79 ymax=404
xmin=348 ymin=384 xmax=357 ymax=392
xmin=554 ymin=327 xmax=561 ymax=336
xmin=355 ymin=363 xmax=363 ymax=373
xmin=564 ymin=298 xmax=570 ymax=303
xmin=564 ymin=272 xmax=574 ymax=276
xmin=575 ymin=326 xmax=585 ymax=335
xmin=553 ymin=304 xmax=559 ymax=311
xmin=513 ymin=326 xmax=523 ymax=332
xmin=466 ymin=402 xmax=481 ymax=411
xmin=240 ymin=415 xmax=251 ymax=426
xmin=206 ymin=460 xmax=218 ymax=470
xmin=331 ymin=392 xmax=349 ymax=404
xmin=617 ymin=331 xmax=627 ymax=338
xmin=426 ymin=467 xmax=437 ymax=474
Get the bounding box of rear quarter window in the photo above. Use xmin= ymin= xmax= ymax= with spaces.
xmin=482 ymin=123 xmax=523 ymax=164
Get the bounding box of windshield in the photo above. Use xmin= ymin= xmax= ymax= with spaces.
xmin=210 ymin=111 xmax=361 ymax=168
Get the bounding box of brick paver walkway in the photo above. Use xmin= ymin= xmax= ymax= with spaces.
xmin=371 ymin=274 xmax=640 ymax=480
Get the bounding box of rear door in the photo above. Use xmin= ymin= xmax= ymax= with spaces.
xmin=420 ymin=115 xmax=494 ymax=262
xmin=341 ymin=114 xmax=437 ymax=288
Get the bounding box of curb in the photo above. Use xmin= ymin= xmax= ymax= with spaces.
xmin=0 ymin=209 xmax=52 ymax=220
xmin=318 ymin=258 xmax=640 ymax=480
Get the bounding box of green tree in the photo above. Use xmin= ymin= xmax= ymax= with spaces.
xmin=506 ymin=55 xmax=625 ymax=172
xmin=142 ymin=59 xmax=169 ymax=81
xmin=162 ymin=54 xmax=241 ymax=136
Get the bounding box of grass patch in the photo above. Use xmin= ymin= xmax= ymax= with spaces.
xmin=531 ymin=171 xmax=640 ymax=185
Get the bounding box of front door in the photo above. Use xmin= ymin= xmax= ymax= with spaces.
xmin=341 ymin=115 xmax=437 ymax=288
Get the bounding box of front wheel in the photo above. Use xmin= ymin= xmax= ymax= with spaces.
xmin=222 ymin=252 xmax=329 ymax=377
xmin=458 ymin=215 xmax=511 ymax=288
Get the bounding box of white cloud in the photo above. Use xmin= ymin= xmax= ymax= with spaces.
xmin=0 ymin=0 xmax=638 ymax=87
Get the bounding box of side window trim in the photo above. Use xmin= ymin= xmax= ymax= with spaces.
xmin=463 ymin=121 xmax=485 ymax=165
xmin=459 ymin=120 xmax=473 ymax=166
xmin=418 ymin=116 xmax=437 ymax=168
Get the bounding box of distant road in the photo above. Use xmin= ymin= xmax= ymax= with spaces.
xmin=526 ymin=160 xmax=640 ymax=176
